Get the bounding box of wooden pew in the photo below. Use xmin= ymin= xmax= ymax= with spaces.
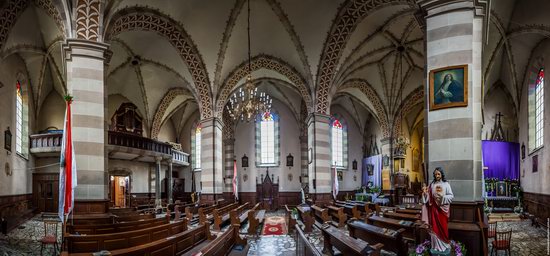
xmin=320 ymin=223 xmax=383 ymax=256
xmin=348 ymin=220 xmax=408 ymax=256
xmin=61 ymin=221 xmax=212 ymax=256
xmin=69 ymin=214 xmax=115 ymax=225
xmin=196 ymin=224 xmax=248 ymax=256
xmin=295 ymin=224 xmax=322 ymax=256
xmin=64 ymin=219 xmax=188 ymax=253
xmin=367 ymin=215 xmax=426 ymax=243
xmin=333 ymin=200 xmax=361 ymax=219
xmin=395 ymin=208 xmax=421 ymax=215
xmin=284 ymin=205 xmax=297 ymax=234
xmin=327 ymin=205 xmax=347 ymax=228
xmin=230 ymin=202 xmax=251 ymax=227
xmin=66 ymin=216 xmax=169 ymax=235
xmin=213 ymin=202 xmax=239 ymax=230
xmin=116 ymin=213 xmax=156 ymax=222
xmin=311 ymin=205 xmax=330 ymax=224
xmin=296 ymin=205 xmax=314 ymax=233
xmin=383 ymin=211 xmax=420 ymax=222
xmin=198 ymin=204 xmax=219 ymax=224
xmin=247 ymin=203 xmax=266 ymax=235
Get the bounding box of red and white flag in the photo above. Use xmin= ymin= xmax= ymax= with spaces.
xmin=59 ymin=96 xmax=77 ymax=222
xmin=332 ymin=166 xmax=339 ymax=200
xmin=233 ymin=159 xmax=238 ymax=200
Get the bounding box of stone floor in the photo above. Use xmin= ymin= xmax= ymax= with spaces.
xmin=0 ymin=213 xmax=547 ymax=255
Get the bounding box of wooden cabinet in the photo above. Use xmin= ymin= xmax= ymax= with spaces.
xmin=256 ymin=171 xmax=279 ymax=211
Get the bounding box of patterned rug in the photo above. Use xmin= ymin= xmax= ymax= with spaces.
xmin=262 ymin=216 xmax=287 ymax=236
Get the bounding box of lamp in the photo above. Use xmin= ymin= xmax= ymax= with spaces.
xmin=4 ymin=127 xmax=11 ymax=153
xmin=225 ymin=0 xmax=272 ymax=122
xmin=286 ymin=153 xmax=294 ymax=167
xmin=393 ymin=46 xmax=409 ymax=160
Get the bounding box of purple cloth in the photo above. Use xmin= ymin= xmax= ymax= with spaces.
xmin=481 ymin=140 xmax=519 ymax=180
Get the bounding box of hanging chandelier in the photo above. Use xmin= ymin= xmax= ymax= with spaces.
xmin=393 ymin=46 xmax=410 ymax=159
xmin=226 ymin=0 xmax=272 ymax=122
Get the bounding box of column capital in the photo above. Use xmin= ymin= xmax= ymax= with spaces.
xmin=63 ymin=38 xmax=111 ymax=62
xmin=223 ymin=138 xmax=235 ymax=144
xmin=416 ymin=0 xmax=489 ymax=18
xmin=155 ymin=156 xmax=163 ymax=164
xmin=200 ymin=117 xmax=224 ymax=129
xmin=306 ymin=112 xmax=331 ymax=126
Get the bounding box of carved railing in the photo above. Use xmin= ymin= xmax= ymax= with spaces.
xmin=108 ymin=131 xmax=171 ymax=154
xmin=172 ymin=149 xmax=189 ymax=164
xmin=30 ymin=132 xmax=62 ymax=149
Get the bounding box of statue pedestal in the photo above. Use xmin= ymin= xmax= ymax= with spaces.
xmin=430 ymin=248 xmax=450 ymax=256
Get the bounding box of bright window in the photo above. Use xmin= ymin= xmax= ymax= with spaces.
xmin=194 ymin=125 xmax=201 ymax=169
xmin=16 ymin=81 xmax=23 ymax=154
xmin=535 ymin=68 xmax=544 ymax=149
xmin=331 ymin=118 xmax=344 ymax=167
xmin=260 ymin=112 xmax=275 ymax=165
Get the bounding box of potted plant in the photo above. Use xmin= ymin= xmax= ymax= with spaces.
xmin=370 ymin=186 xmax=381 ymax=199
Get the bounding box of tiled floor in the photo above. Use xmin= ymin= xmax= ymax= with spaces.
xmin=0 ymin=213 xmax=547 ymax=255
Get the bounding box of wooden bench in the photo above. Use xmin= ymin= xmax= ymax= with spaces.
xmin=367 ymin=215 xmax=426 ymax=243
xmin=284 ymin=205 xmax=297 ymax=234
xmin=348 ymin=220 xmax=408 ymax=256
xmin=61 ymin=221 xmax=212 ymax=256
xmin=295 ymin=224 xmax=322 ymax=256
xmin=66 ymin=216 xmax=169 ymax=235
xmin=383 ymin=211 xmax=420 ymax=222
xmin=327 ymin=205 xmax=347 ymax=228
xmin=64 ymin=218 xmax=188 ymax=253
xmin=333 ymin=200 xmax=361 ymax=219
xmin=116 ymin=213 xmax=156 ymax=222
xmin=395 ymin=208 xmax=421 ymax=215
xmin=320 ymin=223 xmax=383 ymax=256
xmin=296 ymin=205 xmax=314 ymax=233
xmin=213 ymin=202 xmax=239 ymax=230
xmin=230 ymin=202 xmax=251 ymax=226
xmin=184 ymin=224 xmax=249 ymax=256
xmin=247 ymin=203 xmax=266 ymax=235
xmin=311 ymin=205 xmax=330 ymax=224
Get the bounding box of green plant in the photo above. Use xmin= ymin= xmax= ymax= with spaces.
xmin=369 ymin=186 xmax=381 ymax=194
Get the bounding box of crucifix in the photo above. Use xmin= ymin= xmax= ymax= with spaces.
xmin=490 ymin=112 xmax=506 ymax=141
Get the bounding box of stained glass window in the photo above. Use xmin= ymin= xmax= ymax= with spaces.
xmin=260 ymin=112 xmax=275 ymax=165
xmin=331 ymin=118 xmax=344 ymax=167
xmin=535 ymin=68 xmax=544 ymax=149
xmin=193 ymin=125 xmax=201 ymax=169
xmin=16 ymin=81 xmax=23 ymax=154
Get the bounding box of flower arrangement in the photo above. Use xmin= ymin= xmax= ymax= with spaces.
xmin=411 ymin=240 xmax=466 ymax=256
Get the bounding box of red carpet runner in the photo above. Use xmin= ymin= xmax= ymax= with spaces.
xmin=262 ymin=216 xmax=287 ymax=236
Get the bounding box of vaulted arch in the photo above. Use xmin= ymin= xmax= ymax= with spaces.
xmin=151 ymin=88 xmax=191 ymax=139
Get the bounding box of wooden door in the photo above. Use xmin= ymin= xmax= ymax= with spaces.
xmin=33 ymin=174 xmax=59 ymax=213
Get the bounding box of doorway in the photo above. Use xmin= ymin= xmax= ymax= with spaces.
xmin=110 ymin=176 xmax=130 ymax=208
xmin=33 ymin=173 xmax=59 ymax=213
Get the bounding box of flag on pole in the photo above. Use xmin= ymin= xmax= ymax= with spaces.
xmin=59 ymin=95 xmax=77 ymax=222
xmin=233 ymin=159 xmax=238 ymax=200
xmin=332 ymin=166 xmax=339 ymax=200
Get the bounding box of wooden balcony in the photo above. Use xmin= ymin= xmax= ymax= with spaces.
xmin=29 ymin=131 xmax=189 ymax=166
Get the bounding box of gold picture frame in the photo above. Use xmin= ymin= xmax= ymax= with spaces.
xmin=429 ymin=64 xmax=468 ymax=110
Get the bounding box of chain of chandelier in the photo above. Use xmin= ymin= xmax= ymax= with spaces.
xmin=393 ymin=46 xmax=410 ymax=159
xmin=226 ymin=0 xmax=272 ymax=122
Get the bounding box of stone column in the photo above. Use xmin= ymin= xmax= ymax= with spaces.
xmin=155 ymin=156 xmax=162 ymax=207
xmin=200 ymin=118 xmax=224 ymax=205
xmin=63 ymin=39 xmax=110 ymax=210
xmin=300 ymin=136 xmax=308 ymax=191
xmin=420 ymin=0 xmax=484 ymax=202
xmin=307 ymin=113 xmax=332 ymax=205
xmin=167 ymin=159 xmax=173 ymax=204
xmin=224 ymin=138 xmax=235 ymax=200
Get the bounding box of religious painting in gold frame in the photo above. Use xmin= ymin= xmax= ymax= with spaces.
xmin=429 ymin=65 xmax=468 ymax=110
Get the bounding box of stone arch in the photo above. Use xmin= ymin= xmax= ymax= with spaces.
xmin=105 ymin=6 xmax=213 ymax=119
xmin=151 ymin=88 xmax=190 ymax=139
xmin=339 ymin=79 xmax=389 ymax=138
xmin=216 ymin=54 xmax=312 ymax=118
xmin=314 ymin=0 xmax=411 ymax=114
xmin=391 ymin=86 xmax=424 ymax=139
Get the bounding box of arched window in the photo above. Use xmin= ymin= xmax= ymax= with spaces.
xmin=256 ymin=111 xmax=280 ymax=166
xmin=192 ymin=125 xmax=201 ymax=170
xmin=331 ymin=117 xmax=347 ymax=168
xmin=530 ymin=68 xmax=544 ymax=151
xmin=15 ymin=81 xmax=23 ymax=154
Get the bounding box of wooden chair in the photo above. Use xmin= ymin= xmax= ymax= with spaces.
xmin=488 ymin=221 xmax=498 ymax=241
xmin=491 ymin=229 xmax=512 ymax=256
xmin=41 ymin=220 xmax=59 ymax=256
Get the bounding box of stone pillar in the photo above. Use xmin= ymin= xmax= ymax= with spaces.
xmin=224 ymin=138 xmax=235 ymax=200
xmin=200 ymin=118 xmax=224 ymax=205
xmin=155 ymin=157 xmax=162 ymax=207
xmin=63 ymin=39 xmax=110 ymax=211
xmin=167 ymin=159 xmax=173 ymax=204
xmin=420 ymin=0 xmax=484 ymax=201
xmin=307 ymin=113 xmax=332 ymax=206
xmin=300 ymin=136 xmax=308 ymax=191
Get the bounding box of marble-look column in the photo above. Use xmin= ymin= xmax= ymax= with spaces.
xmin=155 ymin=157 xmax=162 ymax=207
xmin=63 ymin=39 xmax=109 ymax=207
xmin=420 ymin=0 xmax=484 ymax=201
xmin=300 ymin=136 xmax=308 ymax=191
xmin=200 ymin=118 xmax=224 ymax=205
xmin=224 ymin=138 xmax=235 ymax=200
xmin=307 ymin=113 xmax=332 ymax=205
xmin=167 ymin=159 xmax=173 ymax=204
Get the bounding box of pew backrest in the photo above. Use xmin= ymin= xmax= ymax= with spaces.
xmin=296 ymin=224 xmax=322 ymax=256
xmin=67 ymin=217 xmax=168 ymax=235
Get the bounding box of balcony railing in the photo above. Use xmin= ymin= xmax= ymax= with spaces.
xmin=108 ymin=131 xmax=171 ymax=155
xmin=171 ymin=149 xmax=189 ymax=164
xmin=30 ymin=132 xmax=62 ymax=148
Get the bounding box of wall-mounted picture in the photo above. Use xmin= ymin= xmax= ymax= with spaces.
xmin=496 ymin=181 xmax=508 ymax=197
xmin=382 ymin=154 xmax=390 ymax=167
xmin=366 ymin=164 xmax=374 ymax=176
xmin=337 ymin=171 xmax=343 ymax=181
xmin=429 ymin=64 xmax=468 ymax=110
xmin=532 ymin=154 xmax=538 ymax=173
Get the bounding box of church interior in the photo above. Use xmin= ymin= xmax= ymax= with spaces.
xmin=0 ymin=0 xmax=548 ymax=255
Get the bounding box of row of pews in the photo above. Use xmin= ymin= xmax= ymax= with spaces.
xmin=60 ymin=200 xmax=266 ymax=256
xmin=292 ymin=200 xmax=428 ymax=256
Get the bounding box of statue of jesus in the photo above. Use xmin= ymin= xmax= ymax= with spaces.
xmin=422 ymin=167 xmax=454 ymax=253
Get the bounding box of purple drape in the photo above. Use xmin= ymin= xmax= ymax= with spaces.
xmin=481 ymin=140 xmax=519 ymax=180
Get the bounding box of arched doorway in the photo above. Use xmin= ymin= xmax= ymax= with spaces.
xmin=109 ymin=169 xmax=132 ymax=208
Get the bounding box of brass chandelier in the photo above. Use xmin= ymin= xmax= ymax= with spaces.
xmin=226 ymin=0 xmax=272 ymax=122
